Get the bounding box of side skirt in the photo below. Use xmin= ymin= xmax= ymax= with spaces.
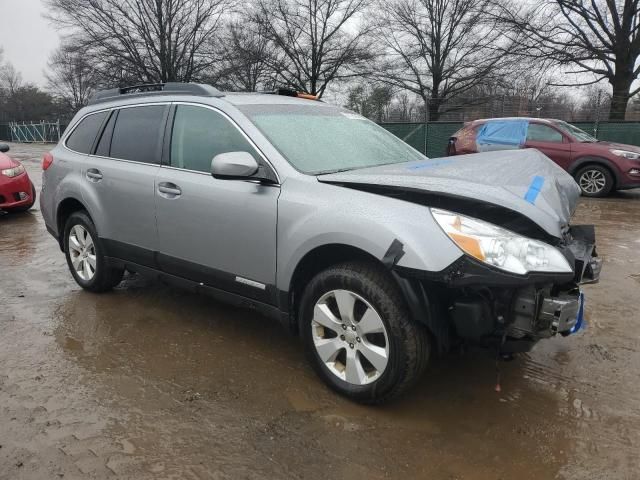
xmin=106 ymin=257 xmax=290 ymax=329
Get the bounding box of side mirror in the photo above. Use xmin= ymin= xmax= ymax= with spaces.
xmin=211 ymin=151 xmax=259 ymax=179
xmin=0 ymin=144 xmax=9 ymax=153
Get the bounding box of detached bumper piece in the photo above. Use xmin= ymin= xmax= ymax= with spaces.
xmin=564 ymin=225 xmax=601 ymax=284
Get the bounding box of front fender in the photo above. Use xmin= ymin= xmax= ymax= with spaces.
xmin=276 ymin=179 xmax=463 ymax=291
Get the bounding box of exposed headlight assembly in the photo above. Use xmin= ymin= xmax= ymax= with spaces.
xmin=431 ymin=208 xmax=573 ymax=275
xmin=1 ymin=163 xmax=25 ymax=177
xmin=610 ymin=149 xmax=640 ymax=160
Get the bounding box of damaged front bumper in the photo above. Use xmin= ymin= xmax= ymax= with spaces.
xmin=394 ymin=224 xmax=600 ymax=352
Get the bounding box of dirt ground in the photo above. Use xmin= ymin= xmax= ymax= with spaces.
xmin=1 ymin=142 xmax=639 ymax=480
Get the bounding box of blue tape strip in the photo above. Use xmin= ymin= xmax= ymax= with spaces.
xmin=524 ymin=176 xmax=545 ymax=204
xmin=569 ymin=292 xmax=586 ymax=334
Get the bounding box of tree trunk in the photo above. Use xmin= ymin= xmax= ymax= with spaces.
xmin=609 ymin=75 xmax=632 ymax=120
xmin=428 ymin=97 xmax=442 ymax=121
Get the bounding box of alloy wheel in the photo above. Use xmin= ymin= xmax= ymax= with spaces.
xmin=68 ymin=225 xmax=97 ymax=281
xmin=311 ymin=289 xmax=389 ymax=385
xmin=579 ymin=169 xmax=606 ymax=194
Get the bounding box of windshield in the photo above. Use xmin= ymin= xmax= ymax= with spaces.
xmin=555 ymin=121 xmax=598 ymax=142
xmin=238 ymin=104 xmax=426 ymax=174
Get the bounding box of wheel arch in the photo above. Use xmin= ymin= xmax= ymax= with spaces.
xmin=568 ymin=156 xmax=620 ymax=188
xmin=285 ymin=243 xmax=445 ymax=350
xmin=287 ymin=244 xmax=383 ymax=330
xmin=56 ymin=197 xmax=91 ymax=251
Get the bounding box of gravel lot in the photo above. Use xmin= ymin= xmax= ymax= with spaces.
xmin=1 ymin=142 xmax=639 ymax=479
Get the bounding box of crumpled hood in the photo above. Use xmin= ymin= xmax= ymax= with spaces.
xmin=317 ymin=149 xmax=580 ymax=239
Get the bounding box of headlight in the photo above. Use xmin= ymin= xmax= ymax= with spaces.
xmin=1 ymin=164 xmax=25 ymax=177
xmin=431 ymin=208 xmax=573 ymax=275
xmin=610 ymin=149 xmax=640 ymax=160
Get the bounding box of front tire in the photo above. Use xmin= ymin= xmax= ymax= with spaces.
xmin=64 ymin=211 xmax=124 ymax=292
xmin=575 ymin=165 xmax=614 ymax=197
xmin=300 ymin=261 xmax=430 ymax=404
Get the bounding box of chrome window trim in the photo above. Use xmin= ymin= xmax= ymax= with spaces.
xmin=169 ymin=101 xmax=281 ymax=184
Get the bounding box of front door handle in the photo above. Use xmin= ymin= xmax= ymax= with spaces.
xmin=86 ymin=168 xmax=103 ymax=182
xmin=158 ymin=182 xmax=182 ymax=198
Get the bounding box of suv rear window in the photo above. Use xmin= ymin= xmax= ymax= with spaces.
xmin=110 ymin=105 xmax=166 ymax=164
xmin=66 ymin=111 xmax=108 ymax=154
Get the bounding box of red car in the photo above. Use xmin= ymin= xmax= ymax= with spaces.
xmin=447 ymin=118 xmax=640 ymax=197
xmin=0 ymin=144 xmax=36 ymax=213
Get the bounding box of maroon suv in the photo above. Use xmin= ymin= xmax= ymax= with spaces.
xmin=447 ymin=117 xmax=640 ymax=197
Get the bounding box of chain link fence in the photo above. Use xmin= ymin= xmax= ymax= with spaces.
xmin=0 ymin=121 xmax=64 ymax=143
xmin=380 ymin=121 xmax=640 ymax=157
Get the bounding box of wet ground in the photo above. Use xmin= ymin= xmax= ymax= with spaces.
xmin=1 ymin=142 xmax=639 ymax=480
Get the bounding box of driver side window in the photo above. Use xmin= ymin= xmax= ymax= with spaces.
xmin=170 ymin=105 xmax=260 ymax=173
xmin=526 ymin=124 xmax=564 ymax=143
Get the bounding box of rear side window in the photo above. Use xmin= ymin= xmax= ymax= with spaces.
xmin=110 ymin=105 xmax=166 ymax=164
xmin=170 ymin=105 xmax=260 ymax=173
xmin=527 ymin=124 xmax=563 ymax=143
xmin=66 ymin=111 xmax=108 ymax=154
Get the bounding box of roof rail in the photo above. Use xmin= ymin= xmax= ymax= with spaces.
xmin=88 ymin=82 xmax=225 ymax=105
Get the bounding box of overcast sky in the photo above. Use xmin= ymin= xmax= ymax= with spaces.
xmin=0 ymin=0 xmax=60 ymax=86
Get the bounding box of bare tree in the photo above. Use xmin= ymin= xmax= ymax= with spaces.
xmin=251 ymin=0 xmax=373 ymax=97
xmin=345 ymin=82 xmax=394 ymax=121
xmin=0 ymin=62 xmax=23 ymax=96
xmin=46 ymin=43 xmax=100 ymax=112
xmin=374 ymin=0 xmax=514 ymax=121
xmin=501 ymin=0 xmax=640 ymax=120
xmin=46 ymin=0 xmax=231 ymax=85
xmin=215 ymin=20 xmax=280 ymax=91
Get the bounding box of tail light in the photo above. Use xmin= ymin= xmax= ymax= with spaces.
xmin=42 ymin=153 xmax=54 ymax=170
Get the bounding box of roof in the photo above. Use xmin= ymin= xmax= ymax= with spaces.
xmin=87 ymin=82 xmax=323 ymax=107
xmin=472 ymin=117 xmax=562 ymax=124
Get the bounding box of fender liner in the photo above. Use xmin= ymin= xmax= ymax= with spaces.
xmin=568 ymin=155 xmax=621 ymax=186
xmin=392 ymin=272 xmax=450 ymax=352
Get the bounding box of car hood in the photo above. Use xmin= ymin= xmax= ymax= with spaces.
xmin=317 ymin=149 xmax=580 ymax=239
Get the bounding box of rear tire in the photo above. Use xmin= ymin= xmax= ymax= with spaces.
xmin=575 ymin=165 xmax=614 ymax=197
xmin=300 ymin=261 xmax=430 ymax=404
xmin=63 ymin=211 xmax=124 ymax=292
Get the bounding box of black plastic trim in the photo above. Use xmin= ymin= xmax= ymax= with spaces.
xmin=106 ymin=257 xmax=284 ymax=324
xmin=101 ymin=238 xmax=278 ymax=305
xmin=395 ymin=255 xmax=574 ymax=288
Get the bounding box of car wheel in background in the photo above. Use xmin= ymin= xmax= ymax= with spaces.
xmin=575 ymin=165 xmax=614 ymax=197
xmin=299 ymin=261 xmax=430 ymax=404
xmin=63 ymin=210 xmax=124 ymax=292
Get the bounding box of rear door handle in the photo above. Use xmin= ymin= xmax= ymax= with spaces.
xmin=158 ymin=182 xmax=182 ymax=198
xmin=86 ymin=168 xmax=103 ymax=182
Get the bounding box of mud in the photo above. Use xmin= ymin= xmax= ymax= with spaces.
xmin=1 ymin=142 xmax=639 ymax=479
